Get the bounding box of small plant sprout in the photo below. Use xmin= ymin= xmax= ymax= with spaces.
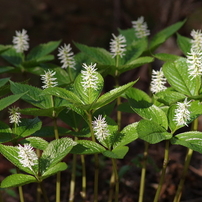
xmin=109 ymin=34 xmax=126 ymax=58
xmin=9 ymin=106 xmax=21 ymax=126
xmin=18 ymin=144 xmax=38 ymax=171
xmin=41 ymin=69 xmax=58 ymax=89
xmin=186 ymin=48 xmax=202 ymax=79
xmin=150 ymin=68 xmax=167 ymax=94
xmin=57 ymin=43 xmax=76 ymax=69
xmin=190 ymin=29 xmax=202 ymax=51
xmin=92 ymin=115 xmax=110 ymax=142
xmin=81 ymin=63 xmax=98 ymax=91
xmin=132 ymin=16 xmax=150 ymax=38
xmin=12 ymin=29 xmax=29 ymax=53
xmin=174 ymin=98 xmax=191 ymax=126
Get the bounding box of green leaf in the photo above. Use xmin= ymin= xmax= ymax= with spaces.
xmin=39 ymin=138 xmax=76 ymax=174
xmin=41 ymin=162 xmax=67 ymax=179
xmin=118 ymin=57 xmax=154 ymax=74
xmin=155 ymin=88 xmax=186 ymax=105
xmin=171 ymin=131 xmax=202 ymax=153
xmin=149 ymin=19 xmax=186 ymax=51
xmin=0 ymin=78 xmax=10 ymax=88
xmin=126 ymin=88 xmax=168 ymax=129
xmin=0 ymin=93 xmax=26 ymax=111
xmin=0 ymin=45 xmax=9 ymax=54
xmin=125 ymin=38 xmax=148 ymax=64
xmin=137 ymin=120 xmax=172 ymax=144
xmin=0 ymin=144 xmax=36 ymax=175
xmin=163 ymin=57 xmax=201 ymax=96
xmin=0 ymin=121 xmax=13 ymax=143
xmin=33 ymin=126 xmax=70 ymax=138
xmin=0 ymin=66 xmax=14 ymax=74
xmin=93 ymin=81 xmax=137 ymax=110
xmin=1 ymin=174 xmax=37 ymax=188
xmin=10 ymin=81 xmax=52 ymax=109
xmin=115 ymin=122 xmax=139 ymax=147
xmin=74 ymin=72 xmax=104 ymax=105
xmin=176 ymin=33 xmax=191 ymax=55
xmin=154 ymin=53 xmax=180 ymax=62
xmin=102 ymin=146 xmax=129 ymax=159
xmin=70 ymin=140 xmax=106 ymax=154
xmin=74 ymin=42 xmax=114 ymax=65
xmin=118 ymin=28 xmax=136 ymax=46
xmin=27 ymin=40 xmax=61 ymax=61
xmin=20 ymin=107 xmax=65 ymax=118
xmin=41 ymin=87 xmax=83 ymax=107
xmin=14 ymin=117 xmax=42 ymax=138
xmin=1 ymin=48 xmax=23 ymax=67
xmin=22 ymin=137 xmax=48 ymax=150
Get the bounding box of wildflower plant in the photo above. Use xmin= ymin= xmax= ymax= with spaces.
xmin=1 ymin=16 xmax=202 ymax=202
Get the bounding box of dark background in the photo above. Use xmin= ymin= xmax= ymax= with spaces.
xmin=1 ymin=0 xmax=202 ymax=202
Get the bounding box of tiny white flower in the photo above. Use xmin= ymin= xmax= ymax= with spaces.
xmin=186 ymin=48 xmax=202 ymax=79
xmin=190 ymin=30 xmax=202 ymax=51
xmin=12 ymin=29 xmax=29 ymax=53
xmin=92 ymin=115 xmax=110 ymax=142
xmin=110 ymin=34 xmax=126 ymax=58
xmin=18 ymin=144 xmax=38 ymax=170
xmin=58 ymin=44 xmax=76 ymax=69
xmin=132 ymin=16 xmax=150 ymax=38
xmin=150 ymin=68 xmax=167 ymax=94
xmin=41 ymin=69 xmax=58 ymax=89
xmin=81 ymin=63 xmax=98 ymax=90
xmin=173 ymin=98 xmax=191 ymax=126
xmin=9 ymin=106 xmax=21 ymax=126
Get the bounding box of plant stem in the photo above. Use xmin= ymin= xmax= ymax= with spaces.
xmin=138 ymin=141 xmax=149 ymax=202
xmin=153 ymin=140 xmax=170 ymax=202
xmin=81 ymin=154 xmax=87 ymax=201
xmin=51 ymin=95 xmax=60 ymax=202
xmin=87 ymin=112 xmax=99 ymax=202
xmin=112 ymin=158 xmax=119 ymax=202
xmin=39 ymin=182 xmax=50 ymax=202
xmin=173 ymin=118 xmax=198 ymax=202
xmin=18 ymin=185 xmax=25 ymax=202
xmin=69 ymin=142 xmax=77 ymax=202
xmin=37 ymin=183 xmax=42 ymax=202
xmin=108 ymin=170 xmax=115 ymax=202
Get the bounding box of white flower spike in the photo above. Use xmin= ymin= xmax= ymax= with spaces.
xmin=186 ymin=48 xmax=202 ymax=79
xmin=41 ymin=69 xmax=58 ymax=89
xmin=9 ymin=106 xmax=21 ymax=126
xmin=58 ymin=44 xmax=76 ymax=69
xmin=132 ymin=16 xmax=150 ymax=38
xmin=18 ymin=144 xmax=38 ymax=170
xmin=92 ymin=115 xmax=110 ymax=142
xmin=174 ymin=98 xmax=191 ymax=126
xmin=110 ymin=34 xmax=126 ymax=58
xmin=190 ymin=30 xmax=202 ymax=51
xmin=81 ymin=63 xmax=98 ymax=91
xmin=150 ymin=68 xmax=167 ymax=94
xmin=12 ymin=29 xmax=29 ymax=53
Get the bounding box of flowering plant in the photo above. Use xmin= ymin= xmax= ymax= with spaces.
xmin=0 ymin=17 xmax=202 ymax=202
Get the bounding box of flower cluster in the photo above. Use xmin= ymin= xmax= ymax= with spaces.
xmin=187 ymin=29 xmax=202 ymax=79
xmin=41 ymin=69 xmax=58 ymax=89
xmin=186 ymin=48 xmax=202 ymax=79
xmin=58 ymin=44 xmax=76 ymax=69
xmin=110 ymin=34 xmax=126 ymax=58
xmin=13 ymin=29 xmax=29 ymax=53
xmin=173 ymin=98 xmax=191 ymax=126
xmin=18 ymin=144 xmax=38 ymax=170
xmin=9 ymin=106 xmax=21 ymax=126
xmin=92 ymin=115 xmax=110 ymax=142
xmin=81 ymin=63 xmax=98 ymax=91
xmin=150 ymin=68 xmax=167 ymax=94
xmin=132 ymin=16 xmax=150 ymax=38
xmin=190 ymin=30 xmax=202 ymax=51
